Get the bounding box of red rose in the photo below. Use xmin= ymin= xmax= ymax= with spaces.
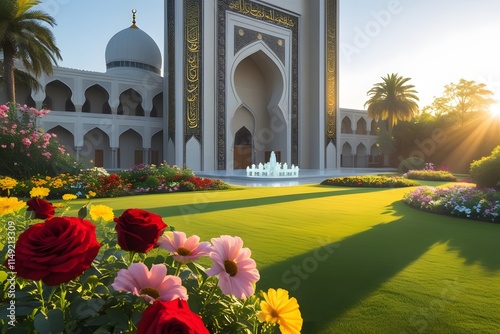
xmin=6 ymin=216 xmax=100 ymax=286
xmin=26 ymin=198 xmax=56 ymax=219
xmin=114 ymin=208 xmax=167 ymax=253
xmin=137 ymin=299 xmax=209 ymax=334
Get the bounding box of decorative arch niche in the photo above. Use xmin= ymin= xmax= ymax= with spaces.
xmin=117 ymin=89 xmax=144 ymax=116
xmin=82 ymin=84 xmax=111 ymax=114
xmin=341 ymin=116 xmax=353 ymax=134
xmin=43 ymin=80 xmax=75 ymax=111
xmin=342 ymin=142 xmax=353 ymax=167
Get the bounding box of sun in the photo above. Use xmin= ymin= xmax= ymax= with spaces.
xmin=490 ymin=103 xmax=500 ymax=118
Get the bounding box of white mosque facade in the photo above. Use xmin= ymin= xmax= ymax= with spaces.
xmin=6 ymin=0 xmax=382 ymax=171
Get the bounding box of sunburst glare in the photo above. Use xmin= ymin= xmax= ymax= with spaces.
xmin=490 ymin=103 xmax=500 ymax=118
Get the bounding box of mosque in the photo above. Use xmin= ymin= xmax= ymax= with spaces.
xmin=5 ymin=0 xmax=382 ymax=171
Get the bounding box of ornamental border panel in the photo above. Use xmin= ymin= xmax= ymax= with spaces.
xmin=217 ymin=0 xmax=299 ymax=169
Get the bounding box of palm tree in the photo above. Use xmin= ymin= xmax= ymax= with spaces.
xmin=364 ymin=73 xmax=419 ymax=132
xmin=0 ymin=0 xmax=62 ymax=103
xmin=0 ymin=60 xmax=43 ymax=101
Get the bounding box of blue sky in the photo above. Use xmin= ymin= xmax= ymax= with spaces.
xmin=39 ymin=0 xmax=500 ymax=111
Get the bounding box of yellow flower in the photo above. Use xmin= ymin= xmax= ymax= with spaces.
xmin=0 ymin=177 xmax=17 ymax=190
xmin=33 ymin=179 xmax=47 ymax=186
xmin=258 ymin=288 xmax=303 ymax=334
xmin=30 ymin=187 xmax=50 ymax=198
xmin=89 ymin=204 xmax=114 ymax=222
xmin=0 ymin=197 xmax=26 ymax=216
xmin=51 ymin=179 xmax=64 ymax=188
xmin=88 ymin=191 xmax=97 ymax=198
xmin=62 ymin=194 xmax=78 ymax=201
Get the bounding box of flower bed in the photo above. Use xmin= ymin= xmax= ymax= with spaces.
xmin=404 ymin=169 xmax=457 ymax=182
xmin=0 ymin=187 xmax=303 ymax=333
xmin=402 ymin=185 xmax=500 ymax=223
xmin=321 ymin=175 xmax=417 ymax=188
xmin=2 ymin=164 xmax=230 ymax=199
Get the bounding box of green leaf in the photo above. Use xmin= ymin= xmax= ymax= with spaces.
xmin=83 ymin=314 xmax=110 ymax=327
xmin=143 ymin=254 xmax=166 ymax=268
xmin=105 ymin=307 xmax=129 ymax=326
xmin=70 ymin=297 xmax=105 ymax=320
xmin=34 ymin=309 xmax=64 ymax=334
xmin=78 ymin=204 xmax=88 ymax=219
xmin=11 ymin=301 xmax=40 ymax=317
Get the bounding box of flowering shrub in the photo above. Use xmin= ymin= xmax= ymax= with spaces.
xmin=122 ymin=164 xmax=229 ymax=195
xmin=321 ymin=175 xmax=417 ymax=188
xmin=403 ymin=185 xmax=500 ymax=223
xmin=0 ymin=187 xmax=303 ymax=333
xmin=469 ymin=145 xmax=500 ymax=188
xmin=3 ymin=164 xmax=230 ymax=199
xmin=397 ymin=157 xmax=425 ymax=173
xmin=404 ymin=169 xmax=457 ymax=182
xmin=0 ymin=103 xmax=82 ymax=179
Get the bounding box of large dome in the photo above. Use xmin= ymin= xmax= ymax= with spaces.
xmin=105 ymin=23 xmax=162 ymax=75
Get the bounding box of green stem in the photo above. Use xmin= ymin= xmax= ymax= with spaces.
xmin=202 ymin=280 xmax=219 ymax=309
xmin=129 ymin=251 xmax=136 ymax=266
xmin=174 ymin=262 xmax=182 ymax=276
xmin=59 ymin=283 xmax=68 ymax=312
xmin=35 ymin=280 xmax=48 ymax=316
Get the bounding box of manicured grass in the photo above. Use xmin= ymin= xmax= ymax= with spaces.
xmin=68 ymin=182 xmax=500 ymax=333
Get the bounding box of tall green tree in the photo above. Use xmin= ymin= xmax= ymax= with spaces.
xmin=424 ymin=78 xmax=495 ymax=127
xmin=364 ymin=73 xmax=420 ymax=132
xmin=0 ymin=0 xmax=61 ymax=103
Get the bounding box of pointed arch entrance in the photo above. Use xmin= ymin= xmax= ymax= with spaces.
xmin=233 ymin=126 xmax=252 ymax=169
xmin=229 ymin=44 xmax=288 ymax=168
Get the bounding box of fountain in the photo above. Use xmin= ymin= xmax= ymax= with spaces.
xmin=246 ymin=151 xmax=299 ymax=178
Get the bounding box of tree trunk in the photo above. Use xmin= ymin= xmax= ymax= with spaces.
xmin=2 ymin=42 xmax=16 ymax=104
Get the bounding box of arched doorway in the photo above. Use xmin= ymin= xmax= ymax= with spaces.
xmin=234 ymin=126 xmax=252 ymax=169
xmin=231 ymin=48 xmax=287 ymax=167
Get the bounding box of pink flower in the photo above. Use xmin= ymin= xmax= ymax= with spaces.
xmin=22 ymin=138 xmax=32 ymax=147
xmin=112 ymin=263 xmax=187 ymax=304
xmin=206 ymin=235 xmax=260 ymax=299
xmin=157 ymin=231 xmax=212 ymax=264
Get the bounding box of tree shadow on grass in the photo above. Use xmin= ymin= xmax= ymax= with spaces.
xmin=139 ymin=187 xmax=382 ymax=218
xmin=257 ymin=200 xmax=500 ymax=332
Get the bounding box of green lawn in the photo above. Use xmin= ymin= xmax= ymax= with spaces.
xmin=74 ymin=182 xmax=500 ymax=333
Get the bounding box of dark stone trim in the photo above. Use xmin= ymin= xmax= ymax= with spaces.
xmin=234 ymin=26 xmax=285 ymax=64
xmin=184 ymin=0 xmax=203 ymax=163
xmin=167 ymin=0 xmax=175 ymax=142
xmin=325 ymin=0 xmax=337 ymax=147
